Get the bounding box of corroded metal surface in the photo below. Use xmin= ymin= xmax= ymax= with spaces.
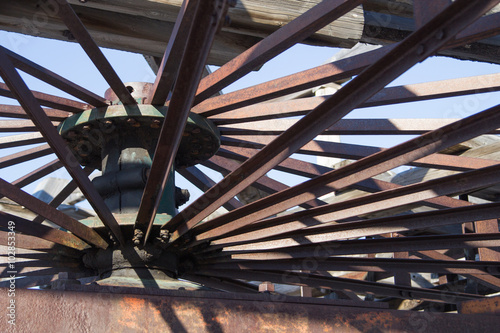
xmin=1 ymin=287 xmax=499 ymax=332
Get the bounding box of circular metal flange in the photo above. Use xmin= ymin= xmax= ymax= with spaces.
xmin=58 ymin=104 xmax=220 ymax=169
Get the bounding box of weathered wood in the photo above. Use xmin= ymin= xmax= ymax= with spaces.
xmin=0 ymin=0 xmax=363 ymax=66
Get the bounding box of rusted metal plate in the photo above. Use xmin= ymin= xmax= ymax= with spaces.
xmin=1 ymin=287 xmax=499 ymax=332
xmin=459 ymin=296 xmax=500 ymax=315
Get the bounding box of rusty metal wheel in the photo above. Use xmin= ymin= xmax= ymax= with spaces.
xmin=1 ymin=0 xmax=500 ymax=329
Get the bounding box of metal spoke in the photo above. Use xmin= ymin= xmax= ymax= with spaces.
xmin=135 ymin=0 xmax=229 ymax=244
xmin=0 ymin=120 xmax=60 ymax=132
xmin=193 ymin=0 xmax=364 ymax=104
xmin=0 ymin=82 xmax=88 ymax=113
xmin=11 ymin=159 xmax=63 ymax=189
xmin=0 ymin=133 xmax=45 ymax=150
xmin=0 ymin=212 xmax=89 ymax=250
xmin=149 ymin=0 xmax=200 ymax=105
xmin=54 ymin=0 xmax=136 ymax=106
xmin=0 ymin=105 xmax=72 ymax=121
xmin=165 ymin=0 xmax=500 ymax=241
xmin=0 ymin=230 xmax=81 ymax=258
xmin=0 ymin=177 xmax=108 ymax=249
xmin=0 ymin=144 xmax=53 ymax=169
xmin=196 ymin=269 xmax=481 ymax=303
xmin=1 ymin=46 xmax=107 ymax=107
xmin=0 ymin=46 xmax=124 ymax=245
xmin=210 ymin=72 xmax=500 ymax=124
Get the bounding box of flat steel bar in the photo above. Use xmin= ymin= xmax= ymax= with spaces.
xmin=166 ymin=0 xmax=499 ymax=240
xmin=181 ymin=273 xmax=259 ymax=293
xmin=0 ymin=47 xmax=124 ymax=245
xmin=176 ymin=95 xmax=500 ymax=245
xmin=220 ymin=137 xmax=500 ymax=172
xmin=54 ymin=0 xmax=136 ymax=106
xmin=11 ymin=159 xmax=63 ymax=189
xmin=0 ymin=144 xmax=53 ymax=169
xmin=0 ymin=105 xmax=71 ymax=121
xmin=219 ymin=118 xmax=495 ymax=136
xmin=177 ymin=167 xmax=243 ymax=211
xmin=0 ymin=230 xmax=82 ymax=258
xmin=0 ymin=177 xmax=108 ymax=249
xmin=0 ymin=212 xmax=89 ymax=250
xmin=136 ymin=0 xmax=228 ymax=244
xmin=211 ymin=201 xmax=500 ymax=251
xmin=32 ymin=167 xmax=94 ymax=224
xmin=0 ymin=267 xmax=82 ymax=279
xmin=459 ymin=295 xmax=500 ymax=314
xmin=452 ymin=11 xmax=500 ymax=48
xmin=0 ymin=82 xmax=88 ymax=113
xmin=211 ymin=72 xmax=500 ymax=124
xmin=202 ymin=156 xmax=324 ymax=208
xmin=193 ymin=0 xmax=364 ymax=105
xmin=199 ymin=162 xmax=500 ymax=244
xmin=1 ymin=47 xmax=107 ymax=108
xmin=197 ymin=269 xmax=481 ymax=303
xmin=0 ymin=120 xmax=59 ymax=132
xmin=149 ymin=0 xmax=199 ymax=105
xmin=0 ymin=133 xmax=45 ymax=150
xmin=417 ymin=250 xmax=500 ymax=291
xmin=199 ymin=257 xmax=500 ymax=275
xmin=210 ymin=233 xmax=500 ymax=261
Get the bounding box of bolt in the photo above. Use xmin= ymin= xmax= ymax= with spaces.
xmin=127 ymin=118 xmax=141 ymax=127
xmin=132 ymin=229 xmax=144 ymax=246
xmin=82 ymin=125 xmax=91 ymax=131
xmin=66 ymin=130 xmax=78 ymax=138
xmin=192 ymin=128 xmax=201 ymax=134
xmin=435 ymin=29 xmax=445 ymax=40
xmin=151 ymin=119 xmax=161 ymax=129
xmin=259 ymin=281 xmax=274 ymax=293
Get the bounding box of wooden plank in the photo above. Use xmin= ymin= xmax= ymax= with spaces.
xmin=0 ymin=0 xmax=363 ymax=66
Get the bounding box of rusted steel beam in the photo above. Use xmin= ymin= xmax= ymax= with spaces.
xmin=209 ymin=233 xmax=500 ymax=261
xmin=166 ymin=0 xmax=499 ymax=241
xmin=0 ymin=120 xmax=59 ymax=132
xmin=197 ymin=163 xmax=500 ymax=244
xmin=0 ymin=46 xmax=124 ymax=245
xmin=55 ymin=0 xmax=136 ymax=105
xmin=475 ymin=220 xmax=500 ymax=261
xmin=0 ymin=144 xmax=53 ymax=169
xmin=210 ymin=201 xmax=500 ymax=252
xmin=219 ymin=118 xmax=485 ymax=136
xmin=0 ymin=105 xmax=71 ymax=121
xmin=211 ymin=72 xmax=500 ymax=124
xmin=0 ymin=230 xmax=82 ymax=258
xmin=179 ymin=98 xmax=500 ymax=246
xmin=193 ymin=0 xmax=364 ymax=104
xmin=0 ymin=82 xmax=88 ymax=113
xmin=32 ymin=167 xmax=94 ymax=224
xmin=202 ymin=156 xmax=324 ymax=208
xmin=11 ymin=159 xmax=63 ymax=189
xmin=150 ymin=0 xmax=198 ymax=105
xmin=414 ymin=0 xmax=450 ymax=28
xmin=452 ymin=12 xmax=500 ymax=48
xmin=0 ymin=46 xmax=107 ymax=108
xmin=459 ymin=296 xmax=500 ymax=314
xmin=416 ymin=250 xmax=500 ymax=291
xmin=136 ymin=0 xmax=229 ymax=244
xmin=0 ymin=212 xmax=89 ymax=250
xmin=199 ymin=256 xmax=500 ymax=275
xmin=0 ymin=178 xmax=108 ymax=249
xmin=177 ymin=166 xmax=243 ymax=211
xmin=181 ymin=273 xmax=259 ymax=293
xmin=3 ymin=287 xmax=499 ymax=332
xmin=197 ymin=269 xmax=481 ymax=303
xmin=0 ymin=133 xmax=45 ymax=150
xmin=221 ymin=137 xmax=500 ymax=172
